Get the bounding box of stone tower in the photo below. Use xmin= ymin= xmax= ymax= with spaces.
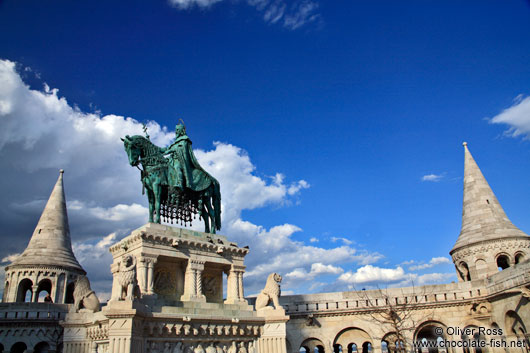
xmin=3 ymin=170 xmax=86 ymax=303
xmin=450 ymin=143 xmax=530 ymax=281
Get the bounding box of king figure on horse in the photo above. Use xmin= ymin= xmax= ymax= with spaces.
xmin=121 ymin=122 xmax=221 ymax=233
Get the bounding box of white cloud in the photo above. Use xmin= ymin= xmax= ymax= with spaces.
xmin=167 ymin=0 xmax=320 ymax=30
xmin=408 ymin=256 xmax=451 ymax=271
xmin=394 ymin=272 xmax=456 ymax=287
xmin=338 ymin=265 xmax=407 ymax=286
xmin=0 ymin=59 xmax=384 ymax=298
xmin=69 ymin=201 xmax=148 ymax=222
xmin=287 ymin=179 xmax=310 ymax=195
xmin=490 ymin=94 xmax=530 ymax=139
xmin=1 ymin=253 xmax=21 ymax=263
xmin=282 ymin=1 xmax=319 ymax=30
xmin=309 ymin=237 xmax=318 ymax=243
xmin=168 ymin=0 xmax=221 ymax=9
xmin=310 ymin=263 xmax=344 ymax=275
xmin=331 ymin=236 xmax=353 ymax=245
xmin=422 ymin=174 xmax=443 ymax=182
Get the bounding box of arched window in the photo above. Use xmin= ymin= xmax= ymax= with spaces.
xmin=36 ymin=279 xmax=52 ymax=302
xmin=458 ymin=262 xmax=471 ymax=281
xmin=361 ymin=342 xmax=371 ymax=353
xmin=514 ymin=252 xmax=525 ymax=265
xmin=316 ymin=345 xmax=325 ymax=353
xmin=34 ymin=342 xmax=50 ymax=353
xmin=348 ymin=343 xmax=357 ymax=353
xmin=65 ymin=282 xmax=75 ymax=304
xmin=16 ymin=278 xmax=33 ymax=303
xmin=334 ymin=344 xmax=343 ymax=353
xmin=395 ymin=340 xmax=405 ymax=353
xmin=416 ymin=323 xmax=446 ymax=353
xmin=10 ymin=342 xmax=27 ymax=353
xmin=497 ymin=255 xmax=510 ymax=271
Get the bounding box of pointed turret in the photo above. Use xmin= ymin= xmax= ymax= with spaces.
xmin=450 ymin=143 xmax=529 ymax=282
xmin=452 ymin=143 xmax=528 ymax=252
xmin=8 ymin=170 xmax=84 ymax=272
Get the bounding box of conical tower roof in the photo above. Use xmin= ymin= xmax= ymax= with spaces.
xmin=451 ymin=143 xmax=529 ymax=253
xmin=9 ymin=170 xmax=85 ymax=273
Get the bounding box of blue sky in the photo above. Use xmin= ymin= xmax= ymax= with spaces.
xmin=0 ymin=0 xmax=529 ymax=299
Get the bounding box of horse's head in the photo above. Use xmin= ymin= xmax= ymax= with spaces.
xmin=121 ymin=135 xmax=141 ymax=166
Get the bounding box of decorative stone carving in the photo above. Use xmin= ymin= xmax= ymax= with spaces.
xmin=155 ymin=267 xmax=176 ymax=296
xmin=194 ymin=343 xmax=205 ymax=353
xmin=161 ymin=342 xmax=170 ymax=353
xmin=227 ymin=342 xmax=237 ymax=353
xmin=203 ymin=275 xmax=219 ymax=297
xmin=205 ymin=343 xmax=217 ymax=353
xmin=73 ymin=275 xmax=101 ymax=312
xmin=255 ymin=273 xmax=282 ymax=310
xmin=238 ymin=342 xmax=248 ymax=353
xmin=149 ymin=342 xmax=159 ymax=353
xmin=117 ymin=254 xmax=139 ymax=300
xmin=172 ymin=342 xmax=184 ymax=353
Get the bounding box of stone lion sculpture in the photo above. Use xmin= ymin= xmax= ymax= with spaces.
xmin=255 ymin=273 xmax=282 ymax=310
xmin=118 ymin=254 xmax=140 ymax=300
xmin=73 ymin=275 xmax=101 ymax=312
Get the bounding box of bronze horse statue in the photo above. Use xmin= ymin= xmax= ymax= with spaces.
xmin=122 ymin=134 xmax=221 ymax=233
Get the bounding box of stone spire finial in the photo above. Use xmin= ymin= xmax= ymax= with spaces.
xmin=9 ymin=170 xmax=85 ymax=272
xmin=451 ymin=144 xmax=528 ymax=253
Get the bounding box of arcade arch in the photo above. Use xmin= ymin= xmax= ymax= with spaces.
xmin=16 ymin=279 xmax=33 ymax=303
xmin=333 ymin=328 xmax=372 ymax=353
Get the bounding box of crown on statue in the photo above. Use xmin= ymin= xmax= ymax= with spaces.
xmin=175 ymin=119 xmax=186 ymax=135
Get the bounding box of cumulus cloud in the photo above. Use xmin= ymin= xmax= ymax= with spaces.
xmin=338 ymin=265 xmax=407 ymax=287
xmin=393 ymin=272 xmax=456 ymax=288
xmin=422 ymin=174 xmax=443 ymax=182
xmin=489 ymin=94 xmax=530 ymax=139
xmin=168 ymin=0 xmax=320 ymax=30
xmin=69 ymin=201 xmax=148 ymax=222
xmin=0 ymin=59 xmax=387 ymax=298
xmin=408 ymin=256 xmax=451 ymax=271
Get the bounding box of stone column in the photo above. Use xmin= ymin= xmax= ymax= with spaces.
xmin=224 ymin=268 xmax=238 ymax=304
xmin=31 ymin=285 xmax=39 ymax=302
xmin=237 ymin=271 xmax=245 ymax=301
xmin=110 ymin=262 xmax=122 ymax=301
xmin=50 ymin=275 xmax=57 ymax=304
xmin=146 ymin=258 xmax=156 ymax=295
xmin=181 ymin=259 xmax=205 ymax=302
xmin=137 ymin=257 xmax=148 ymax=294
xmin=225 ymin=265 xmax=246 ymax=304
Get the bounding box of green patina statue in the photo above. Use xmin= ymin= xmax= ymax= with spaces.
xmin=121 ymin=122 xmax=221 ymax=233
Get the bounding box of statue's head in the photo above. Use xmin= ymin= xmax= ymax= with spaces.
xmin=175 ymin=122 xmax=186 ymax=137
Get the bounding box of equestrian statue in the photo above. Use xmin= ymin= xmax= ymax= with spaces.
xmin=121 ymin=122 xmax=221 ymax=233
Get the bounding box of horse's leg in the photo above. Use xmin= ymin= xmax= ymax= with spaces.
xmin=145 ymin=181 xmax=155 ymax=223
xmin=153 ymin=179 xmax=162 ymax=224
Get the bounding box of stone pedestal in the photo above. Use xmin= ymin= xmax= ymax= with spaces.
xmin=62 ymin=223 xmax=266 ymax=353
xmin=257 ymin=308 xmax=290 ymax=353
xmin=108 ymin=223 xmax=250 ymax=307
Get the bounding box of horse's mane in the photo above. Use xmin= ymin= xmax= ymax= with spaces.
xmin=130 ymin=135 xmax=165 ymax=159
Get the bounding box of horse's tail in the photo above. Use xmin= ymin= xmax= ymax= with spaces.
xmin=213 ymin=179 xmax=221 ymax=231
